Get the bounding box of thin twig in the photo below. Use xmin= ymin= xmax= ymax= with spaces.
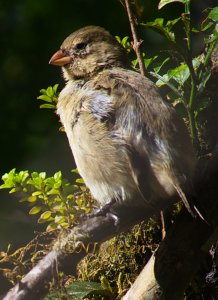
xmin=124 ymin=0 xmax=146 ymax=76
xmin=160 ymin=210 xmax=166 ymax=240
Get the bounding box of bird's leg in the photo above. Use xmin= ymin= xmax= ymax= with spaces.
xmin=91 ymin=198 xmax=116 ymax=216
xmin=80 ymin=198 xmax=120 ymax=226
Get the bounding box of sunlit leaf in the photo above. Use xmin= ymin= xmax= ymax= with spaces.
xmin=47 ymin=188 xmax=60 ymax=195
xmin=54 ymin=171 xmax=62 ymax=181
xmin=53 ymin=84 xmax=59 ymax=93
xmin=46 ymin=86 xmax=54 ymax=97
xmin=39 ymin=88 xmax=47 ymax=95
xmin=143 ymin=56 xmax=158 ymax=68
xmin=27 ymin=196 xmax=37 ymax=203
xmin=32 ymin=191 xmax=42 ymax=196
xmin=76 ymin=178 xmax=84 ymax=184
xmin=54 ymin=215 xmax=66 ymax=224
xmin=29 ymin=206 xmax=42 ymax=215
xmin=153 ymin=57 xmax=170 ymax=73
xmin=37 ymin=95 xmax=52 ymax=103
xmin=158 ymin=0 xmax=184 ymax=10
xmin=142 ymin=18 xmax=177 ymax=42
xmin=40 ymin=211 xmax=52 ymax=220
xmin=71 ymin=168 xmax=79 ymax=174
xmin=208 ymin=6 xmax=218 ymax=21
xmin=9 ymin=187 xmax=20 ymax=193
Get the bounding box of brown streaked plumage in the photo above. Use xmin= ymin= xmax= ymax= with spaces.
xmin=49 ymin=26 xmax=196 ymax=221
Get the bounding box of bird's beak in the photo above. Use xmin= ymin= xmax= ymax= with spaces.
xmin=49 ymin=50 xmax=73 ymax=66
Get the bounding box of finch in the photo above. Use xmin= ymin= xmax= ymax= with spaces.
xmin=49 ymin=26 xmax=196 ymax=223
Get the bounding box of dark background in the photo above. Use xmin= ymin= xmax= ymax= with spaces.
xmin=0 ymin=0 xmax=217 ymax=249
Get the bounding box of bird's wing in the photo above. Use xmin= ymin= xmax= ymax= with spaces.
xmin=90 ymin=68 xmax=195 ymax=208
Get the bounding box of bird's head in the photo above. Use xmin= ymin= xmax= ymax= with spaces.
xmin=49 ymin=26 xmax=130 ymax=81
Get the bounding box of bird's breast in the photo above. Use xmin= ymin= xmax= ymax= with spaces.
xmin=57 ymin=82 xmax=139 ymax=205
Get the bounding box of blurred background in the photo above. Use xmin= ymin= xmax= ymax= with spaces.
xmin=0 ymin=0 xmax=217 ymax=249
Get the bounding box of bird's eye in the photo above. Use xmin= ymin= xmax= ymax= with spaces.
xmin=75 ymin=42 xmax=87 ymax=50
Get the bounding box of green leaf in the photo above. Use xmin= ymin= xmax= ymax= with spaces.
xmin=153 ymin=57 xmax=170 ymax=73
xmin=9 ymin=187 xmax=20 ymax=193
xmin=72 ymin=184 xmax=79 ymax=191
xmin=146 ymin=18 xmax=164 ymax=27
xmin=71 ymin=168 xmax=79 ymax=174
xmin=166 ymin=17 xmax=181 ymax=30
xmin=47 ymin=188 xmax=60 ymax=195
xmin=19 ymin=197 xmax=28 ymax=203
xmin=52 ymin=204 xmax=64 ymax=211
xmin=200 ymin=21 xmax=214 ymax=32
xmin=53 ymin=84 xmax=59 ymax=93
xmin=143 ymin=56 xmax=158 ymax=68
xmin=59 ymin=222 xmax=69 ymax=228
xmin=18 ymin=170 xmax=29 ymax=183
xmin=115 ymin=36 xmax=121 ymax=43
xmin=116 ymin=35 xmax=131 ymax=52
xmin=54 ymin=171 xmax=62 ymax=181
xmin=158 ymin=0 xmax=184 ymax=10
xmin=46 ymin=86 xmax=54 ymax=97
xmin=0 ymin=169 xmax=16 ymax=189
xmin=155 ymin=56 xmax=202 ymax=87
xmin=143 ymin=18 xmax=177 ymax=42
xmin=76 ymin=178 xmax=84 ymax=184
xmin=44 ymin=281 xmax=107 ymax=300
xmin=32 ymin=191 xmax=42 ymax=196
xmin=39 ymin=88 xmax=47 ymax=95
xmin=39 ymin=172 xmax=46 ymax=179
xmin=40 ymin=211 xmax=52 ymax=220
xmin=38 ymin=217 xmax=50 ymax=224
xmin=198 ymin=72 xmax=211 ymax=94
xmin=39 ymin=104 xmax=56 ymax=109
xmin=27 ymin=196 xmax=37 ymax=203
xmin=29 ymin=206 xmax=42 ymax=215
xmin=37 ymin=95 xmax=52 ymax=102
xmin=54 ymin=215 xmax=66 ymax=224
xmin=37 ymin=84 xmax=59 ymax=109
xmin=122 ymin=36 xmax=129 ymax=44
xmin=208 ymin=6 xmax=218 ymax=21
xmin=66 ymin=281 xmax=109 ymax=299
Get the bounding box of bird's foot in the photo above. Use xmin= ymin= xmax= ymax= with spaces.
xmin=90 ymin=198 xmax=116 ymax=217
xmin=79 ymin=198 xmax=120 ymax=227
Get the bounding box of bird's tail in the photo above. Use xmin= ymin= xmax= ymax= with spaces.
xmin=172 ymin=182 xmax=206 ymax=221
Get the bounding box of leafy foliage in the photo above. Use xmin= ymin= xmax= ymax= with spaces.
xmin=115 ymin=36 xmax=131 ymax=52
xmin=143 ymin=17 xmax=181 ymax=42
xmin=37 ymin=84 xmax=59 ymax=109
xmin=158 ymin=0 xmax=185 ymax=10
xmin=139 ymin=2 xmax=218 ymax=152
xmin=45 ymin=281 xmax=112 ymax=300
xmin=0 ymin=169 xmax=94 ymax=231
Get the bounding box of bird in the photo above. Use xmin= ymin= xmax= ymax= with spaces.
xmin=49 ymin=26 xmax=196 ymax=225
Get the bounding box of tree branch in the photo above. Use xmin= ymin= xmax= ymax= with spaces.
xmin=3 ymin=146 xmax=218 ymax=300
xmin=124 ymin=0 xmax=146 ymax=76
xmin=2 ymin=209 xmax=149 ymax=300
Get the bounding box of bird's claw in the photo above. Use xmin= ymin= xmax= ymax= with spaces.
xmin=79 ymin=198 xmax=120 ymax=228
